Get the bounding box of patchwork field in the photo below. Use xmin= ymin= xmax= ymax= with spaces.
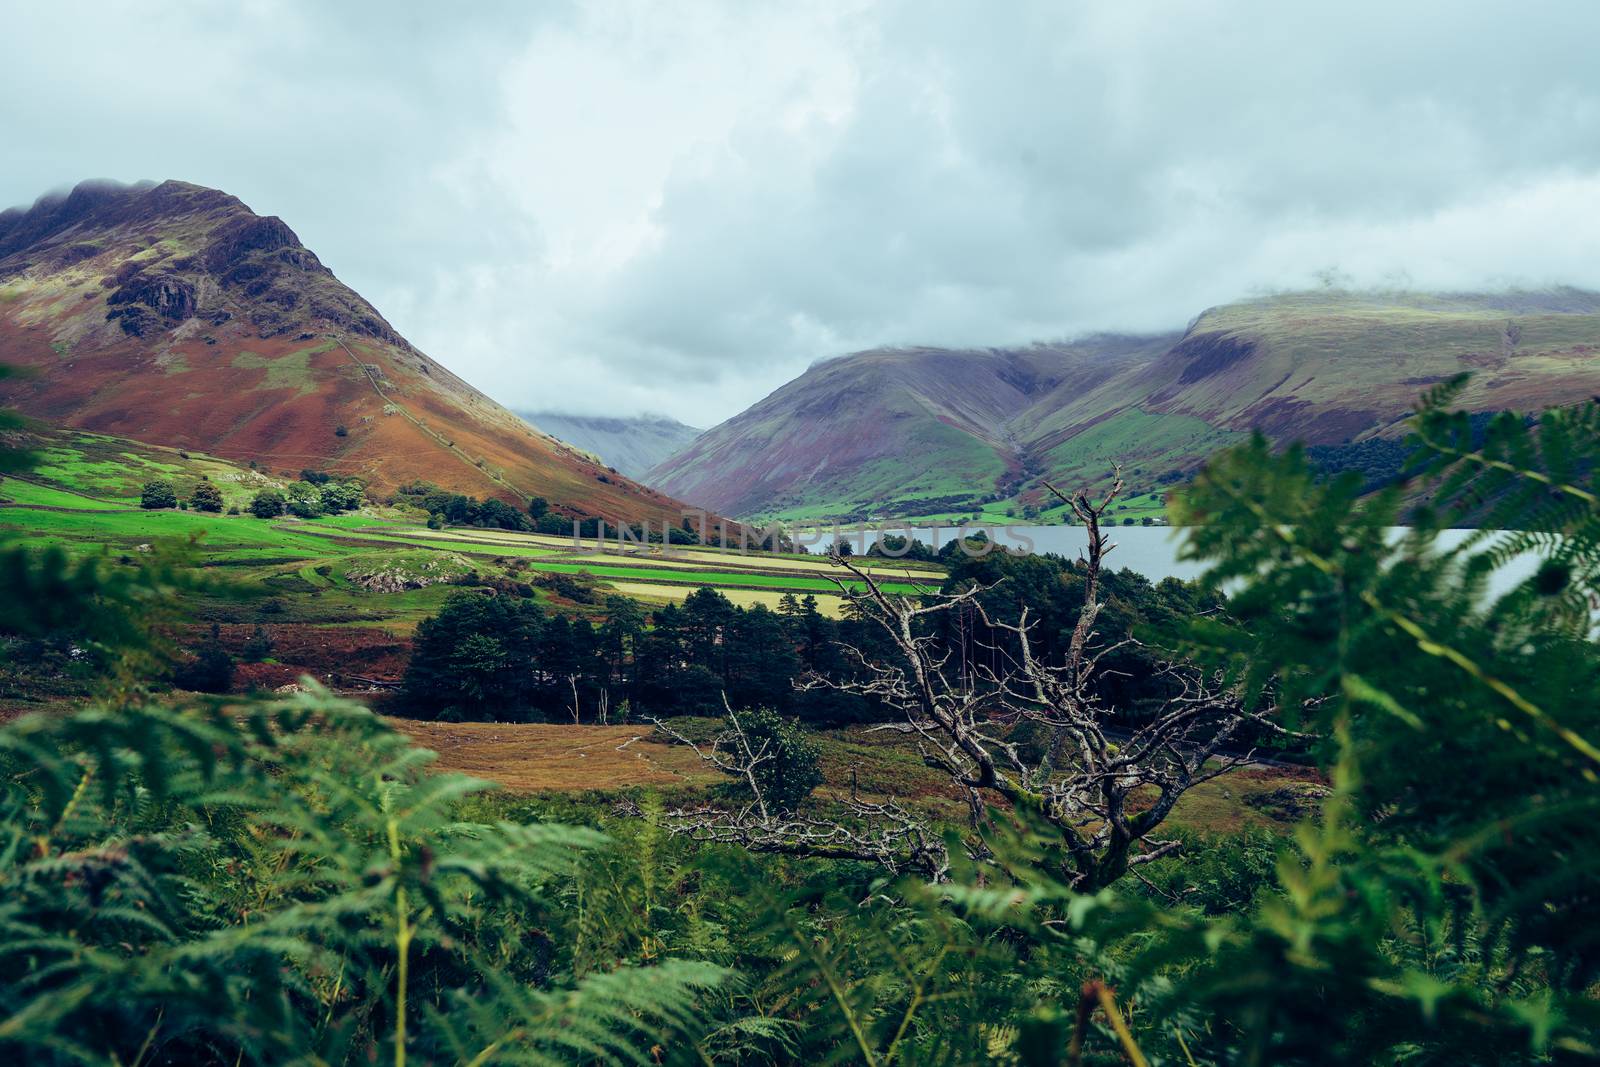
xmin=0 ymin=429 xmax=938 ymax=690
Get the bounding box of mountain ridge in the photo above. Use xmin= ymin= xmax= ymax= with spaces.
xmin=648 ymin=288 xmax=1600 ymax=521
xmin=0 ymin=178 xmax=706 ymax=527
xmin=516 ymin=411 xmax=701 ymax=480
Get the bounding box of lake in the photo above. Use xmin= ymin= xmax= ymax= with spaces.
xmin=802 ymin=524 xmax=1540 ymax=595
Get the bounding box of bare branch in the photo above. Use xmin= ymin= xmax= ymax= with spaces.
xmin=654 ymin=471 xmax=1301 ymax=892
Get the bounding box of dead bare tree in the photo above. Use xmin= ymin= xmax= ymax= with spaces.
xmin=664 ymin=472 xmax=1296 ymax=889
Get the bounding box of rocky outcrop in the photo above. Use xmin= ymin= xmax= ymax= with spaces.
xmin=203 ymin=215 xmax=306 ymax=273
xmin=345 ymin=553 xmax=473 ymax=592
xmin=106 ymin=273 xmax=199 ymax=334
xmin=1172 ymin=332 xmax=1256 ymax=384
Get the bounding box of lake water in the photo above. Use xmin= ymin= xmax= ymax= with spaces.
xmin=807 ymin=524 xmax=1539 ymax=596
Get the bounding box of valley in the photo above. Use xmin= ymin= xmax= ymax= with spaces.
xmin=517 ymin=410 xmax=702 ymax=479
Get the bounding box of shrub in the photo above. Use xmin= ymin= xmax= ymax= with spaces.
xmin=717 ymin=707 xmax=823 ymax=812
xmin=190 ymin=481 xmax=224 ymax=512
xmin=240 ymin=624 xmax=274 ymax=663
xmin=0 ymin=687 xmax=723 ymax=1064
xmin=333 ymin=423 xmax=348 ymax=437
xmin=139 ymin=480 xmax=177 ymax=510
xmin=172 ymin=623 xmax=234 ymax=693
xmin=249 ymin=489 xmax=285 ymax=518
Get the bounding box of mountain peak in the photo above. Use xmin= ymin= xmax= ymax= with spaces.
xmin=0 ymin=178 xmax=714 ymax=525
xmin=0 ymin=177 xmax=403 ymax=345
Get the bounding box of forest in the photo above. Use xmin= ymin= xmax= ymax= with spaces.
xmin=0 ymin=375 xmax=1597 ymax=1064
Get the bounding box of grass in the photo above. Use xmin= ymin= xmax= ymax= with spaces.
xmin=389 ymin=719 xmax=721 ymax=792
xmin=604 ymin=580 xmax=848 ymax=617
xmin=28 ymin=430 xmax=276 ymax=510
xmin=0 ymin=479 xmax=129 ymax=511
xmin=403 ymin=714 xmax=1314 ymax=836
xmin=231 ymin=345 xmax=330 ymax=397
xmin=6 ymin=425 xmax=946 ymax=628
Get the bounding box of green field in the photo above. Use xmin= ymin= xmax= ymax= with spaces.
xmin=0 ymin=430 xmax=936 ymax=627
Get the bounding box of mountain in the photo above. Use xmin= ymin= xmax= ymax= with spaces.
xmin=648 ymin=289 xmax=1600 ymax=521
xmin=516 ymin=411 xmax=701 ymax=480
xmin=0 ymin=179 xmax=695 ymax=526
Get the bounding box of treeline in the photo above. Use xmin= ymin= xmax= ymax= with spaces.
xmin=1307 ymin=410 xmax=1504 ymax=491
xmin=401 ymin=587 xmax=894 ymax=723
xmin=393 ymin=480 xmax=707 ymax=542
xmin=399 ymin=552 xmax=1217 ymax=725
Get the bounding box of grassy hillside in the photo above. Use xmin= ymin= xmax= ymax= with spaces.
xmin=651 ymin=289 xmax=1600 ymax=523
xmin=650 ymin=344 xmax=1092 ymax=520
xmin=0 ymin=428 xmax=937 ymax=648
xmin=0 ymin=179 xmax=700 ymax=528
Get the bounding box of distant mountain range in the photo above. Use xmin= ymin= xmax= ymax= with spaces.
xmin=0 ymin=179 xmax=700 ymax=526
xmin=648 ymin=289 xmax=1600 ymax=521
xmin=517 ymin=412 xmax=700 ymax=480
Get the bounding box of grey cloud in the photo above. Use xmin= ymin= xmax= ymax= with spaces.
xmin=6 ymin=1 xmax=1600 ymax=424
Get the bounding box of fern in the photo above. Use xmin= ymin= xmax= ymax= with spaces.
xmin=0 ymin=686 xmax=726 ymax=1065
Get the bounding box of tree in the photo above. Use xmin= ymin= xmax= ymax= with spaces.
xmin=867 ymin=533 xmax=938 ymax=562
xmin=528 ymin=496 xmax=549 ymax=519
xmin=600 ymin=594 xmax=645 ymax=706
xmin=318 ymin=480 xmax=363 ymax=513
xmin=402 ymin=592 xmax=547 ymax=717
xmin=669 ymin=473 xmax=1275 ymax=886
xmin=140 ymin=480 xmax=177 ymax=510
xmin=172 ymin=622 xmax=234 ymax=692
xmin=189 ymin=480 xmax=224 ymax=512
xmin=249 ymin=489 xmax=285 ymax=518
xmin=659 ymin=702 xmax=823 ymax=815
xmin=477 ymin=497 xmax=529 ymax=530
xmin=285 ymin=481 xmax=322 ymax=518
xmin=724 ymin=604 xmax=802 ymax=712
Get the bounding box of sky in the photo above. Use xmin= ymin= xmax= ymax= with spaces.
xmin=7 ymin=1 xmax=1600 ymax=426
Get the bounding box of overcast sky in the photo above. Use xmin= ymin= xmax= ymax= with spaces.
xmin=7 ymin=2 xmax=1600 ymax=425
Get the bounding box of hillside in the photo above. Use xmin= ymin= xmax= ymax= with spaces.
xmin=647 ymin=344 xmax=1109 ymax=520
xmin=648 ymin=289 xmax=1600 ymax=521
xmin=0 ymin=179 xmax=697 ymax=526
xmin=517 ymin=411 xmax=701 ymax=479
